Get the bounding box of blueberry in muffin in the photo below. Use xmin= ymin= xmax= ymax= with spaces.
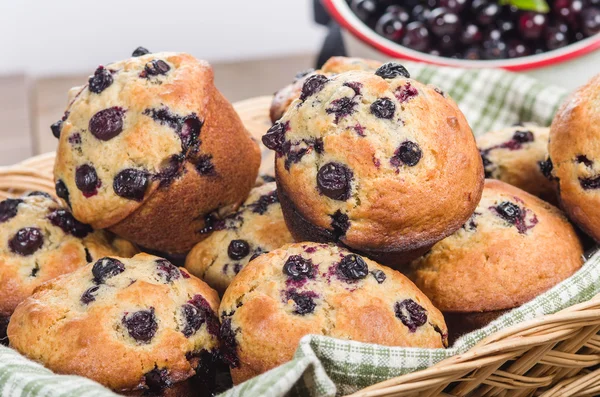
xmin=477 ymin=124 xmax=556 ymax=204
xmin=8 ymin=253 xmax=221 ymax=396
xmin=219 ymin=242 xmax=448 ymax=384
xmin=185 ymin=182 xmax=294 ymax=294
xmin=269 ymin=56 xmax=382 ymax=123
xmin=548 ymin=74 xmax=600 ymax=243
xmin=53 ymin=51 xmax=261 ymax=254
xmin=410 ymin=180 xmax=584 ymax=343
xmin=265 ymin=63 xmax=484 ymax=269
xmin=0 ymin=193 xmax=137 ymax=345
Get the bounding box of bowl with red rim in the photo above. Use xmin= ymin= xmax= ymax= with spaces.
xmin=322 ymin=0 xmax=600 ymax=90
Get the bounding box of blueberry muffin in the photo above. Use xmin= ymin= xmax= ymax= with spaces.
xmin=478 ymin=124 xmax=557 ymax=204
xmin=219 ymin=242 xmax=448 ymax=384
xmin=410 ymin=180 xmax=584 ymax=343
xmin=269 ymin=56 xmax=381 ymax=123
xmin=53 ymin=51 xmax=261 ymax=254
xmin=185 ymin=182 xmax=294 ymax=294
xmin=548 ymin=74 xmax=600 ymax=242
xmin=0 ymin=192 xmax=137 ymax=344
xmin=8 ymin=253 xmax=221 ymax=396
xmin=264 ymin=62 xmax=484 ymax=269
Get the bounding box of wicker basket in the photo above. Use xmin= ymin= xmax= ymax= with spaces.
xmin=3 ymin=96 xmax=600 ymax=397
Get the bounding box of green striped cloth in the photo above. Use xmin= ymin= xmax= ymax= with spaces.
xmin=2 ymin=64 xmax=593 ymax=397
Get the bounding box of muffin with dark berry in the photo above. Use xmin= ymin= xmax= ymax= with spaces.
xmin=477 ymin=124 xmax=557 ymax=204
xmin=185 ymin=182 xmax=294 ymax=294
xmin=548 ymin=74 xmax=600 ymax=243
xmin=8 ymin=253 xmax=221 ymax=396
xmin=0 ymin=193 xmax=137 ymax=345
xmin=265 ymin=62 xmax=484 ymax=269
xmin=219 ymin=242 xmax=448 ymax=384
xmin=410 ymin=180 xmax=584 ymax=343
xmin=53 ymin=51 xmax=261 ymax=254
xmin=270 ymin=56 xmax=381 ymax=123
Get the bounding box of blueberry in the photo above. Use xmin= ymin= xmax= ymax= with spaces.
xmin=113 ymin=168 xmax=149 ymax=201
xmin=144 ymin=368 xmax=172 ymax=392
xmin=80 ymin=286 xmax=100 ymax=305
xmin=47 ymin=209 xmax=93 ymax=238
xmin=371 ymin=270 xmax=386 ymax=284
xmin=132 ymin=46 xmax=150 ymax=57
xmin=75 ymin=164 xmax=100 ymax=197
xmin=248 ymin=191 xmax=279 ymax=215
xmin=88 ymin=66 xmax=113 ymax=94
xmin=181 ymin=303 xmax=205 ymax=337
xmin=144 ymin=60 xmax=170 ymax=76
xmin=513 ymin=130 xmax=534 ymax=143
xmin=89 ymin=107 xmax=124 ymax=141
xmin=375 ymin=12 xmax=406 ymax=41
xmin=288 ymin=292 xmax=317 ymax=315
xmin=55 ymin=180 xmax=70 ymax=206
xmin=228 ymin=240 xmax=250 ymax=260
xmin=428 ymin=8 xmax=461 ymax=37
xmin=156 ymin=259 xmax=181 ymax=283
xmin=9 ymin=228 xmax=44 ymax=256
xmin=27 ymin=191 xmax=52 ymax=199
xmin=300 ymin=74 xmax=329 ymax=101
xmin=50 ymin=120 xmax=63 ymax=139
xmin=188 ymin=295 xmax=220 ymax=337
xmin=343 ymin=81 xmax=363 ymax=96
xmin=85 ymin=248 xmax=93 ymax=263
xmin=283 ymin=255 xmax=313 ymax=280
xmin=539 ymin=158 xmax=554 ymax=179
xmin=317 ymin=162 xmax=353 ymax=201
xmin=0 ymin=199 xmax=22 ymax=223
xmin=402 ymin=21 xmax=431 ymax=52
xmin=495 ymin=202 xmax=523 ymax=224
xmin=337 ymin=254 xmax=369 ymax=280
xmin=580 ymin=176 xmax=600 ymax=190
xmin=576 ymin=155 xmax=593 ymax=167
xmin=179 ymin=115 xmax=202 ymax=152
xmin=219 ymin=317 xmax=239 ymax=367
xmin=92 ymin=257 xmax=125 ymax=284
xmin=195 ymin=154 xmax=216 ymax=176
xmin=155 ymin=154 xmax=184 ymax=185
xmin=123 ymin=308 xmax=158 ymax=343
xmin=391 ymin=141 xmax=422 ymax=168
xmin=395 ymin=299 xmax=427 ymax=332
xmin=370 ymin=98 xmax=396 ymax=119
xmin=330 ymin=210 xmax=350 ymax=238
xmin=395 ymin=82 xmax=419 ymax=103
xmin=262 ymin=122 xmax=288 ymax=153
xmin=375 ymin=62 xmax=410 ymax=79
xmin=326 ymin=97 xmax=358 ymax=123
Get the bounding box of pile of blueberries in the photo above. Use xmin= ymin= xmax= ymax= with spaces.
xmin=346 ymin=0 xmax=600 ymax=59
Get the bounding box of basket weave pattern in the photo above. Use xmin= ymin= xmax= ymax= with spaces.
xmin=2 ymin=97 xmax=600 ymax=397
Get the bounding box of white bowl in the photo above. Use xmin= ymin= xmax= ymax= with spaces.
xmin=323 ymin=0 xmax=600 ymax=90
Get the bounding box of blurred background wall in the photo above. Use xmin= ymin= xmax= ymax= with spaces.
xmin=0 ymin=0 xmax=325 ymax=165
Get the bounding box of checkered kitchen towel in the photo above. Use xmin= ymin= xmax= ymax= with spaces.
xmin=1 ymin=64 xmax=594 ymax=397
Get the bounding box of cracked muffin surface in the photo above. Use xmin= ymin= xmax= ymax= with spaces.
xmin=8 ymin=252 xmax=220 ymax=395
xmin=477 ymin=124 xmax=556 ymax=204
xmin=548 ymin=74 xmax=600 ymax=242
xmin=219 ymin=242 xmax=448 ymax=384
xmin=53 ymin=51 xmax=260 ymax=254
xmin=185 ymin=182 xmax=294 ymax=294
xmin=410 ymin=179 xmax=583 ymax=315
xmin=0 ymin=193 xmax=137 ymax=328
xmin=269 ymin=56 xmax=382 ymax=123
xmin=265 ymin=63 xmax=484 ymax=268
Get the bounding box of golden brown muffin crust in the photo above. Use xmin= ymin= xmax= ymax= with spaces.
xmin=410 ymin=180 xmax=583 ymax=313
xmin=220 ymin=242 xmax=448 ymax=384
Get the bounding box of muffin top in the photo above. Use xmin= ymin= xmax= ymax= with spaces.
xmin=478 ymin=124 xmax=555 ymax=203
xmin=548 ymin=73 xmax=600 ymax=241
xmin=185 ymin=182 xmax=294 ymax=294
xmin=54 ymin=52 xmax=214 ymax=229
xmin=270 ymin=56 xmax=381 ymax=123
xmin=8 ymin=253 xmax=220 ymax=393
xmin=410 ymin=179 xmax=583 ymax=313
xmin=220 ymin=242 xmax=447 ymax=383
xmin=0 ymin=193 xmax=136 ymax=317
xmin=265 ymin=63 xmax=483 ymax=253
